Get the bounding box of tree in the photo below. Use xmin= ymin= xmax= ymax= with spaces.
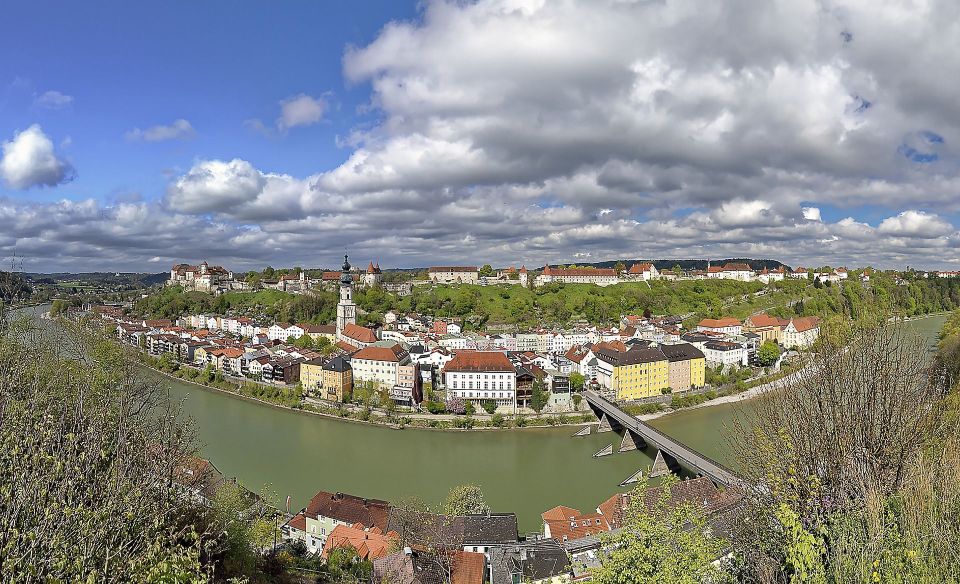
xmin=615 ymin=261 xmax=626 ymax=273
xmin=443 ymin=484 xmax=490 ymax=516
xmin=729 ymin=322 xmax=954 ymax=581
xmin=569 ymin=371 xmax=585 ymax=391
xmin=530 ymin=378 xmax=548 ymax=414
xmin=292 ymin=334 xmax=314 ymax=349
xmin=479 ymin=264 xmax=494 ymax=277
xmin=590 ymin=477 xmax=730 ymax=584
xmin=756 ymin=340 xmax=781 ymax=366
xmin=481 ymin=399 xmax=497 ymax=414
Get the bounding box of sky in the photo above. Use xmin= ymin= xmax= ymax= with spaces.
xmin=2 ymin=0 xmax=960 ymax=273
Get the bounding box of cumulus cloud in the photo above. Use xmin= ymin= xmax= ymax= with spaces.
xmin=33 ymin=90 xmax=73 ymax=110
xmin=126 ymin=119 xmax=197 ymax=142
xmin=165 ymin=159 xmax=266 ymax=213
xmin=878 ymin=210 xmax=953 ymax=238
xmin=277 ymin=94 xmax=326 ymax=130
xmin=0 ymin=125 xmax=75 ymax=190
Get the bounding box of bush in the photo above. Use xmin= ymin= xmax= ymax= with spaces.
xmin=622 ymin=403 xmax=665 ymax=416
xmin=490 ymin=413 xmax=505 ymax=427
xmin=425 ymin=401 xmax=446 ymax=415
xmin=481 ymin=399 xmax=497 ymax=414
xmin=514 ymin=416 xmax=528 ymax=427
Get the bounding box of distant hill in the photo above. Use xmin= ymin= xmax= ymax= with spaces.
xmin=25 ymin=272 xmax=169 ymax=287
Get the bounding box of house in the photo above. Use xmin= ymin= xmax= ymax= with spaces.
xmin=757 ymin=266 xmax=786 ymax=284
xmin=659 ymin=343 xmax=706 ymax=392
xmin=283 ymin=490 xmax=391 ymax=554
xmin=429 ymin=266 xmax=480 ymax=284
xmin=372 ymin=549 xmax=486 ymax=584
xmin=488 ymin=539 xmax=572 ymax=584
xmin=351 ymin=344 xmax=411 ymax=389
xmin=268 ymin=323 xmax=293 ymax=342
xmin=299 ymin=357 xmax=327 ymax=393
xmin=702 ymin=340 xmax=747 ymax=367
xmin=515 ymin=365 xmax=547 ymax=409
xmin=443 ymin=351 xmax=517 ymax=408
xmin=593 ymin=346 xmax=670 ymax=400
xmin=541 ymin=505 xmax=610 ymax=543
xmin=782 ymin=316 xmax=821 ymax=348
xmin=626 ymin=262 xmax=659 ymax=281
xmin=719 ymin=262 xmax=754 ymax=281
xmin=339 ymin=323 xmax=378 ymax=349
xmin=696 ymin=317 xmax=742 ymax=336
xmin=534 ymin=266 xmax=619 ymax=287
xmin=457 ymin=513 xmax=520 ymax=556
xmin=322 ymin=523 xmax=398 ymax=561
xmin=317 ymin=356 xmax=351 ymax=402
xmin=743 ymin=313 xmax=788 ymax=343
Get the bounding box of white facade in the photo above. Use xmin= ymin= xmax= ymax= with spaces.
xmin=429 ymin=268 xmax=479 ymax=284
xmin=702 ymin=344 xmax=747 ymax=367
xmin=445 ymin=371 xmax=516 ymax=406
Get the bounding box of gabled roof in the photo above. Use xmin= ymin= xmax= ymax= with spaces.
xmin=342 ymin=324 xmax=378 ymax=344
xmin=628 ymin=262 xmax=655 ymax=273
xmin=788 ymin=316 xmax=821 ymax=332
xmin=303 ymin=491 xmax=391 ymax=531
xmin=746 ymin=314 xmax=788 ymax=328
xmin=322 ymin=355 xmax=352 ymax=372
xmin=353 ymin=344 xmax=408 ymax=363
xmin=722 ymin=262 xmax=752 ymax=271
xmin=456 ymin=513 xmax=519 ymax=545
xmin=658 ymin=342 xmax=705 ymax=362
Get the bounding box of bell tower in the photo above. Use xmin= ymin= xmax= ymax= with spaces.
xmin=336 ymin=253 xmax=356 ymax=334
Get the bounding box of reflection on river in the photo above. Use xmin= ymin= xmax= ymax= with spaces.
xmin=18 ymin=305 xmax=948 ymax=532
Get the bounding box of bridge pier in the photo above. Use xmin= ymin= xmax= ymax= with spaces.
xmin=593 ymin=443 xmax=614 ymax=458
xmin=618 ymin=431 xmax=647 ymax=452
xmin=649 ymin=450 xmax=682 ymax=478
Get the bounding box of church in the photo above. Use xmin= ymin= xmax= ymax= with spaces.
xmin=335 ymin=254 xmax=379 ymax=350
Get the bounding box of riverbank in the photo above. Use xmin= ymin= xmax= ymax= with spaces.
xmin=142 ymin=358 xmax=596 ymax=432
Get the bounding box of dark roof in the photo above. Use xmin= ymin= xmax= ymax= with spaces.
xmin=659 ymin=342 xmax=706 ymax=362
xmin=322 ymin=355 xmax=352 ymax=372
xmin=456 ymin=513 xmax=519 ymax=545
xmin=489 ymin=540 xmax=571 ymax=584
xmin=303 ymin=491 xmax=391 ymax=531
xmin=596 ymin=346 xmax=667 ymax=366
xmin=704 ymin=340 xmax=741 ymax=351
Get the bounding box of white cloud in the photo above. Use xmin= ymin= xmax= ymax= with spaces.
xmin=0 ymin=125 xmax=74 ymax=190
xmin=165 ymin=159 xmax=266 ymax=213
xmin=126 ymin=119 xmax=196 ymax=142
xmin=33 ymin=90 xmax=73 ymax=110
xmin=878 ymin=210 xmax=953 ymax=238
xmin=802 ymin=207 xmax=822 ymax=221
xmin=277 ymin=94 xmax=326 ymax=130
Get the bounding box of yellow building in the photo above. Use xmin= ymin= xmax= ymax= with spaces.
xmin=596 ymin=347 xmax=671 ymax=400
xmin=300 ymin=357 xmax=326 ymax=393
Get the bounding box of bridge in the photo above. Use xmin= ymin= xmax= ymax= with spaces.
xmin=581 ymin=389 xmax=745 ymax=489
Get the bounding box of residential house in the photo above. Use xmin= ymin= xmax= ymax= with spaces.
xmin=782 ymin=316 xmax=821 ymax=349
xmin=743 ymin=313 xmax=788 ymax=343
xmin=696 ymin=317 xmax=743 ymax=336
xmin=541 ymin=505 xmax=610 ymax=543
xmin=268 ymin=323 xmax=293 ymax=342
xmin=488 ymin=539 xmax=572 ymax=584
xmin=351 ymin=344 xmax=411 ymax=389
xmin=372 ymin=549 xmax=486 ymax=584
xmin=321 ymin=523 xmax=398 ymax=561
xmin=300 ymin=357 xmax=327 ymax=393
xmin=283 ymin=490 xmax=391 ymax=554
xmin=321 ymin=356 xmax=353 ymax=402
xmin=702 ymin=340 xmax=747 ymax=367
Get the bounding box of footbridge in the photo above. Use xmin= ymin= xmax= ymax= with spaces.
xmin=581 ymin=389 xmax=745 ymax=489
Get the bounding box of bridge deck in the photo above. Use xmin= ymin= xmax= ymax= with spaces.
xmin=583 ymin=389 xmax=744 ymax=489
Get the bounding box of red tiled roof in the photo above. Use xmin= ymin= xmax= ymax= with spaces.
xmin=789 ymin=316 xmax=821 ymax=332
xmin=542 ymin=505 xmax=582 ymax=522
xmin=722 ymin=262 xmax=752 ymax=271
xmin=336 ymin=340 xmax=359 ymax=354
xmin=342 ymin=324 xmax=378 ymax=344
xmin=352 ymin=344 xmax=407 ymax=363
xmin=628 ymin=263 xmax=654 ymax=274
xmin=322 ymin=523 xmax=398 ymax=561
xmin=746 ymin=314 xmax=788 ymax=329
xmin=450 ymin=550 xmax=486 ymax=584
xmin=303 ymin=491 xmax=391 ymax=531
xmin=443 ymin=351 xmax=516 ymax=373
xmin=429 ymin=266 xmax=478 ymax=272
xmin=698 ymin=317 xmax=742 ymax=328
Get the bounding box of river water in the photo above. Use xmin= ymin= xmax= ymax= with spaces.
xmin=17 ymin=306 xmax=948 ymax=532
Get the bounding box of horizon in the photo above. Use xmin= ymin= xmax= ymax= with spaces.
xmin=3 ymin=1 xmax=960 ymax=272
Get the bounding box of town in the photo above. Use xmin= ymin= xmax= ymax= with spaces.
xmin=101 ymin=256 xmax=829 ymax=419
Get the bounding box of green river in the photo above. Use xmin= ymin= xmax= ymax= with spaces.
xmin=21 ymin=306 xmax=950 ymax=532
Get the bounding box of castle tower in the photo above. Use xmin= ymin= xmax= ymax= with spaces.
xmin=336 ymin=254 xmax=356 ymax=334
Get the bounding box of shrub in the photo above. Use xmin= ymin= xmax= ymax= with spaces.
xmin=481 ymin=399 xmax=497 ymax=414
xmin=490 ymin=413 xmax=505 ymax=427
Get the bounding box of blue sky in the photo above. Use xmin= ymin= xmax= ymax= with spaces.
xmin=1 ymin=0 xmax=959 ymax=272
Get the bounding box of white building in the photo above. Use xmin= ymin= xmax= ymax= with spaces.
xmin=782 ymin=317 xmax=821 ymax=349
xmin=696 ymin=317 xmax=743 ymax=337
xmin=443 ymin=351 xmax=517 ymax=408
xmin=702 ymin=341 xmax=748 ymax=367
xmin=428 ymin=266 xmax=480 ymax=284
xmin=350 ymin=344 xmax=410 ymax=389
xmin=534 ymin=266 xmax=620 ymax=287
xmin=626 ymin=263 xmax=659 ymax=281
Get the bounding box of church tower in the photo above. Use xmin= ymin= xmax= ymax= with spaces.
xmin=336 ymin=253 xmax=356 ymax=334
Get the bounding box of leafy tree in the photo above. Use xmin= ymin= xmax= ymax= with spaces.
xmin=530 ymin=378 xmax=548 ymax=414
xmin=756 ymin=340 xmax=781 ymax=366
xmin=614 ymin=261 xmax=626 ymax=273
xmin=481 ymin=399 xmax=497 ymax=414
xmin=572 ymin=393 xmax=583 ymax=409
xmin=569 ymin=371 xmax=585 ymax=391
xmin=464 ymin=400 xmax=475 ymax=415
xmin=443 ymin=484 xmax=490 ymax=516
xmin=478 ymin=264 xmax=494 ymax=277
xmin=590 ymin=477 xmax=729 ymax=584
xmin=292 ymin=334 xmax=314 ymax=349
